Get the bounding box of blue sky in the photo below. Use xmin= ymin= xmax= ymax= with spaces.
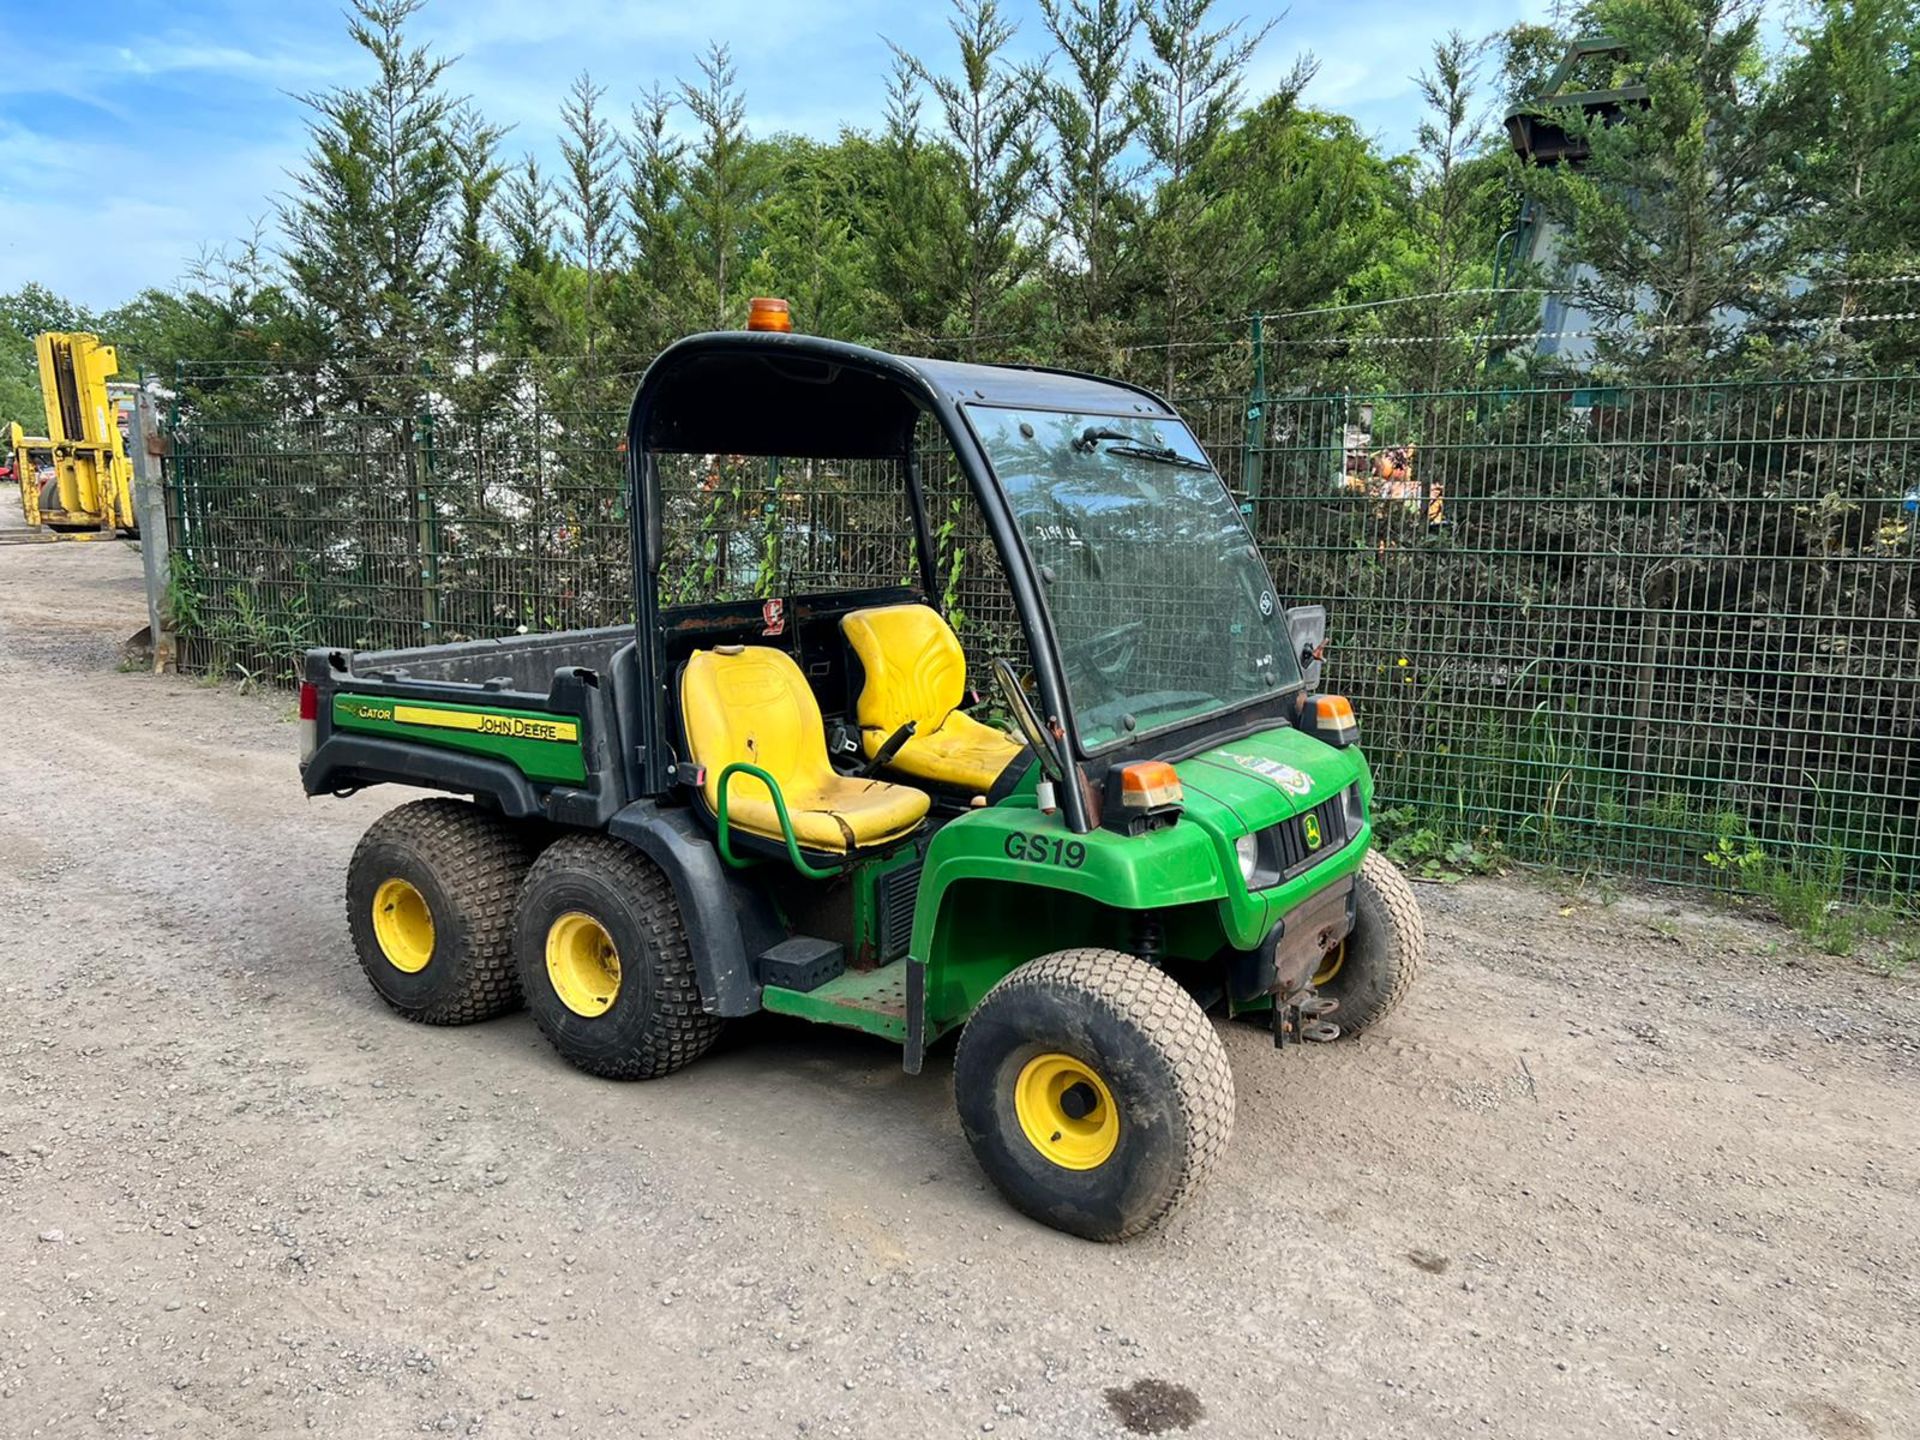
xmin=0 ymin=0 xmax=1549 ymax=311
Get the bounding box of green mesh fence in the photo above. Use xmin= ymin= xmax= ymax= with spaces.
xmin=1244 ymin=377 xmax=1920 ymax=898
xmin=164 ymin=371 xmax=1920 ymax=896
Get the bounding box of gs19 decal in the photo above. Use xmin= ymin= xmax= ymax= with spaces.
xmin=1003 ymin=832 xmax=1087 ymax=868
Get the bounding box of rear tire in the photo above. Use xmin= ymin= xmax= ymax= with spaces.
xmin=1318 ymin=851 xmax=1425 ymax=1036
xmin=513 ymin=835 xmax=722 ymax=1080
xmin=346 ymin=800 xmax=536 ymax=1024
xmin=954 ymin=948 xmax=1235 ymax=1241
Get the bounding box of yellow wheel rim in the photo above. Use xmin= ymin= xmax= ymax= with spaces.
xmin=1313 ymin=939 xmax=1347 ymax=988
xmin=372 ymin=878 xmax=435 ymax=973
xmin=545 ymin=911 xmax=622 ymax=1018
xmin=1014 ymin=1052 xmax=1120 ymax=1170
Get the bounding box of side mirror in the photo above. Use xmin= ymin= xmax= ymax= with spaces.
xmin=1286 ymin=605 xmax=1327 ymax=690
xmin=992 ymin=658 xmax=1067 ymax=785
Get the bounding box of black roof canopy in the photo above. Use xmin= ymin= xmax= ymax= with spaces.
xmin=630 ymin=331 xmax=1174 ymax=460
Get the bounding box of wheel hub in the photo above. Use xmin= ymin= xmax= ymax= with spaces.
xmin=1014 ymin=1053 xmax=1119 ymax=1170
xmin=1059 ymin=1081 xmax=1098 ymax=1120
xmin=372 ymin=878 xmax=435 ymax=973
xmin=1312 ymin=938 xmax=1346 ymax=988
xmin=545 ymin=911 xmax=622 ymax=1018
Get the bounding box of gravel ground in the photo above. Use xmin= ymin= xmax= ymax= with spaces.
xmin=2 ymin=525 xmax=1917 ymax=1440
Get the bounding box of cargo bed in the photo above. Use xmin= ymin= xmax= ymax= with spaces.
xmin=300 ymin=626 xmax=643 ymax=827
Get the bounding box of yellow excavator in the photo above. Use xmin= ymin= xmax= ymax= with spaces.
xmin=9 ymin=332 xmax=138 ymax=537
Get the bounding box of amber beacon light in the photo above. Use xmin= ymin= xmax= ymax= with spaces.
xmin=747 ymin=297 xmax=794 ymax=332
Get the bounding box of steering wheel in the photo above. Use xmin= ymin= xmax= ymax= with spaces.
xmin=1069 ymin=620 xmax=1145 ymax=683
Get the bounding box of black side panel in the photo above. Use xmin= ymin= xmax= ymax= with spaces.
xmin=607 ymin=641 xmax=647 ymax=801
xmin=301 ymin=736 xmax=543 ymax=817
xmin=545 ymin=666 xmax=627 ymax=826
xmin=607 ymin=800 xmax=784 ymax=1018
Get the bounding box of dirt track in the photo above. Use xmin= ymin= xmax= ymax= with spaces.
xmin=2 ymin=524 xmax=1917 ymax=1440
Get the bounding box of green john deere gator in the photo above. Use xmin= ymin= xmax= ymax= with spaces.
xmin=300 ymin=318 xmax=1425 ymax=1240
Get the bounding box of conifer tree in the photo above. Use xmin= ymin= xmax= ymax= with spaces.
xmin=680 ymin=44 xmax=765 ymax=329
xmin=280 ymin=0 xmax=458 ymax=404
xmin=908 ymin=0 xmax=1047 ymax=357
xmin=559 ymin=72 xmax=622 ymax=373
xmin=1040 ymin=0 xmax=1143 ymax=345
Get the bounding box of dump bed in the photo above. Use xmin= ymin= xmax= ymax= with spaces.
xmin=300 ymin=626 xmax=644 ymax=827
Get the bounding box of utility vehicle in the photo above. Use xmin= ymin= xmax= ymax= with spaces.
xmin=301 ymin=314 xmax=1424 ymax=1240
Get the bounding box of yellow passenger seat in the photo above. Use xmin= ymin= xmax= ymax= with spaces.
xmin=839 ymin=604 xmax=1026 ymax=794
xmin=680 ymin=645 xmax=930 ymax=853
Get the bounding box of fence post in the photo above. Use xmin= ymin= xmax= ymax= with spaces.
xmin=415 ymin=387 xmax=440 ymax=635
xmin=169 ymin=360 xmax=195 ymax=551
xmin=1242 ymin=314 xmax=1267 ymax=502
xmin=129 ymin=384 xmax=175 ymax=672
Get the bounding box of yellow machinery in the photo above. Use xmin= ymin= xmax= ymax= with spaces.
xmin=24 ymin=332 xmax=138 ymax=535
xmin=7 ymin=421 xmax=57 ymax=525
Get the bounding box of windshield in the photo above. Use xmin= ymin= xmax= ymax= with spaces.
xmin=969 ymin=405 xmax=1303 ymax=751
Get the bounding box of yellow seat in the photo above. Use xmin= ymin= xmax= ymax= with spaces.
xmin=840 ymin=604 xmax=1026 ymax=793
xmin=680 ymin=646 xmax=930 ymax=853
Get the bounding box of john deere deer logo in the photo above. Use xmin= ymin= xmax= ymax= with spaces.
xmin=1302 ymin=813 xmax=1323 ymax=850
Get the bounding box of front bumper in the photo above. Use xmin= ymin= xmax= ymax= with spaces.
xmin=1228 ymin=873 xmax=1357 ymax=1002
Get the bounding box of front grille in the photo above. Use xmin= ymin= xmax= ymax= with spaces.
xmin=1272 ymin=786 xmax=1356 ymax=880
xmin=876 ymin=860 xmax=922 ymax=962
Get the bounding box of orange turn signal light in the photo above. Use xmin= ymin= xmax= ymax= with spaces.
xmin=1313 ymin=695 xmax=1355 ymax=727
xmin=747 ymin=296 xmax=793 ymax=332
xmin=1309 ymin=693 xmax=1359 ymax=747
xmin=1117 ymin=760 xmax=1183 ymax=809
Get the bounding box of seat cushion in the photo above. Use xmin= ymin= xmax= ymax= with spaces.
xmin=724 ymin=771 xmax=929 ymax=852
xmin=681 ymin=645 xmax=929 ymax=853
xmin=890 ymin=709 xmax=1025 ymax=794
xmin=841 ymin=603 xmax=1024 ymax=791
xmin=841 ymin=603 xmax=969 ymax=738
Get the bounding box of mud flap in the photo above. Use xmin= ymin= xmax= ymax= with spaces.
xmin=904 ymin=957 xmax=928 ymax=1075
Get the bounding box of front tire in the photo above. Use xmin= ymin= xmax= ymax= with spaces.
xmin=513 ymin=835 xmax=722 ymax=1080
xmin=346 ymin=800 xmax=536 ymax=1024
xmin=1316 ymin=850 xmax=1425 ymax=1036
xmin=954 ymin=949 xmax=1235 ymax=1241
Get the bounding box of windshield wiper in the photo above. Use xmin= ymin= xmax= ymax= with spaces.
xmin=1103 ymin=443 xmax=1213 ymax=471
xmin=1072 ymin=425 xmax=1134 ymax=452
xmin=1073 ymin=425 xmax=1212 ymax=471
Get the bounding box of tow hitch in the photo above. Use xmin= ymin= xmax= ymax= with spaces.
xmin=1273 ymin=986 xmax=1341 ymax=1047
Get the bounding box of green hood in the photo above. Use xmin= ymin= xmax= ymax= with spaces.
xmin=1174 ymin=725 xmax=1370 ymax=837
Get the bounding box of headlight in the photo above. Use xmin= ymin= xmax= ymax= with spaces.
xmin=1235 ymin=833 xmax=1260 ymax=884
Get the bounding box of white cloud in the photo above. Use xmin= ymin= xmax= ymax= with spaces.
xmin=0 ymin=36 xmax=350 ymax=104
xmin=6 ymin=0 xmax=1563 ymax=308
xmin=0 ymin=118 xmax=298 ymax=306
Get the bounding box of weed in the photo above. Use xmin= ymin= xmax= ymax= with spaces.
xmin=1377 ymin=805 xmax=1506 ymax=881
xmin=1878 ymin=939 xmax=1920 ymax=977
xmin=1701 ymin=815 xmax=1891 ymax=957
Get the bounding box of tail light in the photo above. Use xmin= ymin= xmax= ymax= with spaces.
xmin=298 ymin=681 xmax=319 ymax=763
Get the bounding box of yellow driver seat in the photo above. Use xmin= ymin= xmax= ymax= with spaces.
xmin=680 ymin=645 xmax=930 ymax=853
xmin=839 ymin=604 xmax=1026 ymax=794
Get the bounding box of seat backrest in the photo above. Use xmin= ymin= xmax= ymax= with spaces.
xmin=681 ymin=646 xmax=831 ymax=817
xmin=840 ymin=604 xmax=967 ymax=737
